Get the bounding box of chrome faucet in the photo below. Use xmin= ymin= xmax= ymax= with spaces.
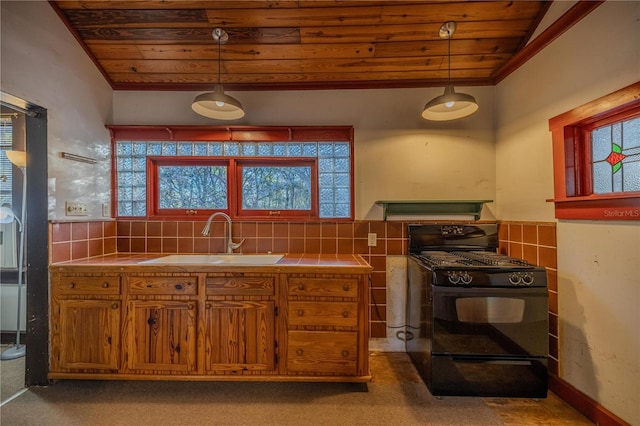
xmin=201 ymin=212 xmax=245 ymax=254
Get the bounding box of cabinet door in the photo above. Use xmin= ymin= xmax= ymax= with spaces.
xmin=127 ymin=301 xmax=197 ymax=373
xmin=204 ymin=301 xmax=275 ymax=372
xmin=57 ymin=299 xmax=120 ymax=371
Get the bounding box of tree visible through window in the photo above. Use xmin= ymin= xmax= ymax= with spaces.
xmin=241 ymin=165 xmax=312 ymax=210
xmin=158 ymin=165 xmax=227 ymax=209
xmin=110 ymin=125 xmax=354 ymax=221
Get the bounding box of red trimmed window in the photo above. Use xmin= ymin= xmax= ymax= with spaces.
xmin=548 ymin=82 xmax=640 ymax=220
xmin=109 ymin=125 xmax=353 ymax=221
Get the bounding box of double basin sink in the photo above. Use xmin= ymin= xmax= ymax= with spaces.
xmin=139 ymin=254 xmax=284 ymax=265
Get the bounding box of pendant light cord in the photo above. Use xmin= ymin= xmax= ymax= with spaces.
xmin=217 ymin=35 xmax=221 ymax=86
xmin=447 ymin=27 xmax=451 ymax=86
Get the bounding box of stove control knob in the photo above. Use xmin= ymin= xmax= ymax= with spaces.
xmin=521 ymin=273 xmax=534 ymax=286
xmin=447 ymin=272 xmax=461 ymax=284
xmin=460 ymin=272 xmax=472 ymax=284
xmin=508 ymin=273 xmax=522 ymax=286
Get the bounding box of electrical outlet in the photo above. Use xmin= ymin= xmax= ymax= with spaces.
xmin=102 ymin=203 xmax=110 ymax=217
xmin=65 ymin=201 xmax=88 ymax=216
xmin=367 ymin=232 xmax=377 ymax=247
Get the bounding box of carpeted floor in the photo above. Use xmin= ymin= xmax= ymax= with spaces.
xmin=0 ymin=351 xmax=503 ymax=426
xmin=1 ymin=377 xmax=502 ymax=426
xmin=0 ymin=345 xmax=25 ymax=402
xmin=0 ymin=352 xmax=593 ymax=426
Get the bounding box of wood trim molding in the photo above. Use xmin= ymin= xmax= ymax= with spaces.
xmin=547 ymin=81 xmax=640 ymax=220
xmin=492 ymin=1 xmax=604 ymax=84
xmin=549 ymin=374 xmax=631 ymax=426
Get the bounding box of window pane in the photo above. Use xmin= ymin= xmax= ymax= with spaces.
xmin=162 ymin=143 xmax=177 ymax=155
xmin=113 ymin=132 xmax=352 ymax=219
xmin=148 ymin=143 xmax=162 ymax=155
xmin=223 ymin=142 xmax=238 ymax=156
xmin=592 ymin=116 xmax=640 ymax=194
xmin=1 ymin=118 xmax=13 ymax=207
xmin=242 ymin=166 xmax=311 ymax=210
xmin=178 ymin=142 xmax=193 ymax=156
xmin=158 ymin=165 xmax=227 ymax=209
xmin=194 ymin=143 xmax=208 ymax=156
xmin=208 ymin=142 xmax=223 ymax=156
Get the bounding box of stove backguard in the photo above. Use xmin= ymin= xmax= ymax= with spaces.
xmin=408 ymin=224 xmax=498 ymax=254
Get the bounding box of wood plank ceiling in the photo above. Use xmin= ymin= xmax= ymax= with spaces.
xmin=49 ymin=1 xmax=593 ymax=91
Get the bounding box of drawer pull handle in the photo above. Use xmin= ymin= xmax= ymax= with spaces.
xmin=297 ymin=310 xmax=304 ymax=316
xmin=297 ymin=284 xmax=305 ymax=291
xmin=342 ymin=311 xmax=349 ymax=318
xmin=343 ymin=284 xmax=350 ymax=291
xmin=188 ymin=303 xmax=194 ymax=310
xmin=341 ymin=350 xmax=349 ymax=358
xmin=111 ymin=303 xmax=118 ymax=310
xmin=68 ymin=283 xmax=75 ymax=289
xmin=175 ymin=284 xmax=183 ymax=290
xmin=296 ymin=349 xmax=303 ymax=356
xmin=102 ymin=282 xmax=109 ymax=288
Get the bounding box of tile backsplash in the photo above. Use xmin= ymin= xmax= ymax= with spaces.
xmin=50 ymin=219 xmax=408 ymax=339
xmin=50 ymin=221 xmax=117 ymax=264
xmin=498 ymin=221 xmax=558 ymax=375
xmin=49 ymin=218 xmax=557 ymax=366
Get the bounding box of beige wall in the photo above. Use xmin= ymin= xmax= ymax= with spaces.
xmin=112 ymin=86 xmax=496 ymax=221
xmin=1 ymin=1 xmax=113 ymax=220
xmin=495 ymin=2 xmax=640 ymax=424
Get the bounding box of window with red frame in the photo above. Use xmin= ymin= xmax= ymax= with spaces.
xmin=109 ymin=125 xmax=353 ymax=221
xmin=548 ymin=82 xmax=640 ymax=220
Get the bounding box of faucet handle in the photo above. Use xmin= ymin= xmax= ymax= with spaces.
xmin=229 ymin=239 xmax=245 ymax=250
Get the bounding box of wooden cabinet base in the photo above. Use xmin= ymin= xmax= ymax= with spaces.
xmin=50 ymin=263 xmax=371 ymax=383
xmin=47 ymin=372 xmax=372 ymax=383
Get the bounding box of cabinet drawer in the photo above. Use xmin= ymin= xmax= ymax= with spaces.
xmin=55 ymin=276 xmax=120 ymax=295
xmin=287 ymin=330 xmax=358 ymax=375
xmin=288 ymin=301 xmax=358 ymax=327
xmin=129 ymin=276 xmax=197 ymax=295
xmin=206 ymin=275 xmax=274 ymax=296
xmin=288 ymin=277 xmax=358 ymax=298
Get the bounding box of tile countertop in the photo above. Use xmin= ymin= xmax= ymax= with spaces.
xmin=49 ymin=253 xmax=373 ymax=274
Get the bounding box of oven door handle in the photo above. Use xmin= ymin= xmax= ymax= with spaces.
xmin=432 ymin=286 xmax=547 ymax=296
xmin=445 ymin=355 xmax=547 ymax=365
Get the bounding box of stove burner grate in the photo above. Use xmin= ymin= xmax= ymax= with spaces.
xmin=417 ymin=250 xmax=534 ymax=268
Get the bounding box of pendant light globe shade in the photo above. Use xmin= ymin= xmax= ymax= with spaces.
xmin=421 ymin=85 xmax=478 ymax=121
xmin=192 ymin=85 xmax=245 ymax=120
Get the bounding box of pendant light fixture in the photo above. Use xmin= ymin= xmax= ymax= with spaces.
xmin=192 ymin=28 xmax=245 ymax=120
xmin=422 ymin=22 xmax=478 ymax=121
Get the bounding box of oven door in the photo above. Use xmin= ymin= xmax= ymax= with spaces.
xmin=432 ymin=286 xmax=548 ymax=357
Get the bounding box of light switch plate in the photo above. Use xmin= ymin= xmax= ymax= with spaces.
xmin=367 ymin=232 xmax=377 ymax=247
xmin=65 ymin=201 xmax=88 ymax=216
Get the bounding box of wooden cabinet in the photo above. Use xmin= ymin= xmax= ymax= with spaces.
xmin=124 ymin=274 xmax=198 ymax=373
xmin=203 ymin=273 xmax=276 ymax=374
xmin=285 ymin=275 xmax=369 ymax=378
xmin=49 ymin=257 xmax=370 ymax=382
xmin=50 ymin=274 xmax=121 ymax=373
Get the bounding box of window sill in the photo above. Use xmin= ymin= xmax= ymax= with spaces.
xmin=547 ymin=194 xmax=640 ymax=220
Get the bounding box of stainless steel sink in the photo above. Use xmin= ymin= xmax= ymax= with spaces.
xmin=139 ymin=254 xmax=284 ymax=265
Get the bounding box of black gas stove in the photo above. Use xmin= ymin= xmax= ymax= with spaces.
xmin=409 ymin=224 xmax=547 ymax=288
xmin=406 ymin=223 xmax=549 ymax=398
